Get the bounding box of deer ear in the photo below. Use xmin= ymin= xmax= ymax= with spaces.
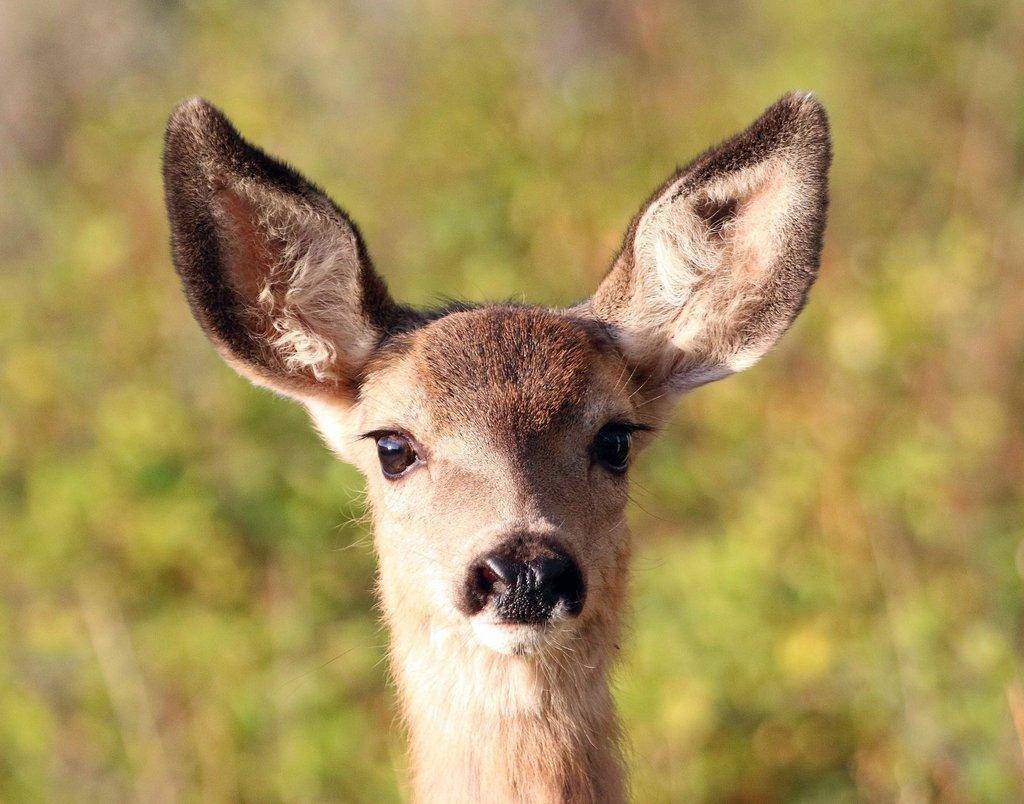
xmin=591 ymin=92 xmax=831 ymax=393
xmin=163 ymin=98 xmax=412 ymax=401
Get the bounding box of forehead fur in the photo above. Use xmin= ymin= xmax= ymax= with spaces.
xmin=408 ymin=306 xmax=608 ymax=439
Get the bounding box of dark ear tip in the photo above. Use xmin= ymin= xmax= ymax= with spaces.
xmin=164 ymin=97 xmax=241 ymax=161
xmin=776 ymin=91 xmax=828 ymax=121
xmin=167 ymin=96 xmax=223 ymax=131
xmin=771 ymin=91 xmax=831 ymax=150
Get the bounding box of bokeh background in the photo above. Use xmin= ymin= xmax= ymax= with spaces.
xmin=2 ymin=1 xmax=1023 ymax=800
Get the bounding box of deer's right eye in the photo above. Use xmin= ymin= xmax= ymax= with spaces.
xmin=375 ymin=433 xmax=418 ymax=479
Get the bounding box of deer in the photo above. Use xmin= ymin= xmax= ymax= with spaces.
xmin=162 ymin=91 xmax=830 ymax=802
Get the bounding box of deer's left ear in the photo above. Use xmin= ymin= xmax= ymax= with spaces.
xmin=590 ymin=92 xmax=831 ymax=392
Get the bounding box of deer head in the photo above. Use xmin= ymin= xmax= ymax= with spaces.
xmin=163 ymin=93 xmax=829 ymax=801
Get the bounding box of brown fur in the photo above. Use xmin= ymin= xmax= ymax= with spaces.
xmin=163 ymin=93 xmax=831 ymax=802
xmin=417 ymin=307 xmax=605 ymax=438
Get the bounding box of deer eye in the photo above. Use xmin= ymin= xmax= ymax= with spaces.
xmin=591 ymin=423 xmax=633 ymax=475
xmin=375 ymin=433 xmax=418 ymax=479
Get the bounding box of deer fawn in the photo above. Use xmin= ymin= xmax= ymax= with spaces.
xmin=163 ymin=92 xmax=830 ymax=802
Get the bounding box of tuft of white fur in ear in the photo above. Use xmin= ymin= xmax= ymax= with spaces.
xmin=591 ymin=92 xmax=831 ymax=393
xmin=612 ymin=158 xmax=803 ymax=391
xmin=641 ymin=159 xmax=793 ymax=310
xmin=222 ymin=185 xmax=380 ymax=384
xmin=260 ymin=216 xmax=362 ymax=381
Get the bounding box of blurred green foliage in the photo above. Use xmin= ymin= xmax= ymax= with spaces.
xmin=2 ymin=0 xmax=1023 ymax=800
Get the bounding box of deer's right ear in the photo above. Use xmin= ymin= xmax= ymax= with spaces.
xmin=163 ymin=98 xmax=411 ymax=402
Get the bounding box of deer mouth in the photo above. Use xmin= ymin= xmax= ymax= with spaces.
xmin=469 ymin=609 xmax=575 ymax=656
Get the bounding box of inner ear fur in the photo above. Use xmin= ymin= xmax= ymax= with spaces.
xmin=163 ymin=98 xmax=412 ymax=401
xmin=592 ymin=92 xmax=832 ymax=392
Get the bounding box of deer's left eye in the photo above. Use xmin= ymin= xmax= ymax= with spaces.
xmin=591 ymin=424 xmax=633 ymax=475
xmin=375 ymin=433 xmax=418 ymax=479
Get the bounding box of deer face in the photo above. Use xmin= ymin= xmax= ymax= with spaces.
xmin=316 ymin=305 xmax=644 ymax=656
xmin=163 ymin=95 xmax=829 ymax=658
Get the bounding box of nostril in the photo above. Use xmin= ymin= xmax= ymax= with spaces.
xmin=531 ymin=556 xmax=565 ymax=594
xmin=479 ymin=562 xmax=502 ymax=589
xmin=483 ymin=555 xmax=517 ymax=586
xmin=469 ymin=555 xmax=520 ymax=610
xmin=532 ymin=555 xmax=585 ymax=615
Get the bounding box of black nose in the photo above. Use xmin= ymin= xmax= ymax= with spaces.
xmin=465 ymin=539 xmax=585 ymax=623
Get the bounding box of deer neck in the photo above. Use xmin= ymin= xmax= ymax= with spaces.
xmin=386 ymin=610 xmax=626 ymax=803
